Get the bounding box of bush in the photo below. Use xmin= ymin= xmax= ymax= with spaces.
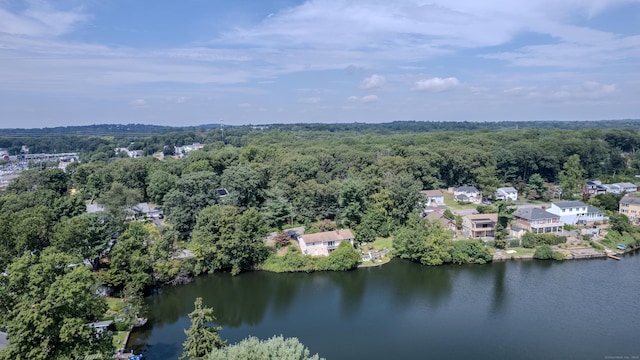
xmin=449 ymin=240 xmax=493 ymax=265
xmin=533 ymin=244 xmax=553 ymax=260
xmin=114 ymin=321 xmax=129 ymax=331
xmin=552 ymin=251 xmax=565 ymax=261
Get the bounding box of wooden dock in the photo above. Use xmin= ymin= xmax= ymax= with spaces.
xmin=607 ymin=254 xmax=621 ymax=260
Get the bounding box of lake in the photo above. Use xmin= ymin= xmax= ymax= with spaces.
xmin=130 ymin=254 xmax=640 ymax=359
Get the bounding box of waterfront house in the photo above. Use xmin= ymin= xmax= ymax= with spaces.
xmin=547 ymin=201 xmax=587 ymax=225
xmin=547 ymin=201 xmax=606 ymax=225
xmin=619 ymin=194 xmax=640 ymax=224
xmin=420 ymin=189 xmax=444 ymax=206
xmin=495 ymin=186 xmax=518 ymax=201
xmin=454 ymin=186 xmax=481 ymax=204
xmin=297 ymin=229 xmax=355 ymax=256
xmin=462 ymin=213 xmax=497 ymax=239
xmin=512 ymin=207 xmax=562 ymax=234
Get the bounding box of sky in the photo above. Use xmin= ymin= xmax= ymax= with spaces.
xmin=0 ymin=0 xmax=639 ymax=128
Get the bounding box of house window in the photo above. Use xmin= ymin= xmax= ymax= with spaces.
xmin=328 ymin=241 xmax=336 ymax=247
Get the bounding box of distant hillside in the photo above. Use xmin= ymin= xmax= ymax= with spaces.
xmin=0 ymin=123 xmax=220 ymax=137
xmin=268 ymin=119 xmax=640 ymax=133
xmin=2 ymin=119 xmax=640 ymax=138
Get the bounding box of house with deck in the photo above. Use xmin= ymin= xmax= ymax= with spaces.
xmin=619 ymin=194 xmax=640 ymax=224
xmin=547 ymin=201 xmax=607 ymax=225
xmin=462 ymin=213 xmax=497 ymax=239
xmin=297 ymin=229 xmax=355 ymax=256
xmin=512 ymin=207 xmax=562 ymax=234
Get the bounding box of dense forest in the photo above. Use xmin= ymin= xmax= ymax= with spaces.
xmin=1 ymin=120 xmax=640 ymax=358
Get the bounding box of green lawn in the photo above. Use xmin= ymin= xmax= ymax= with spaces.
xmin=368 ymin=236 xmax=393 ymax=251
xmin=112 ymin=331 xmax=128 ymax=349
xmin=442 ymin=191 xmax=479 ymax=210
xmin=358 ymin=236 xmax=393 ymax=267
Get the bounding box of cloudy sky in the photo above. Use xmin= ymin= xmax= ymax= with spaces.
xmin=0 ymin=0 xmax=639 ymax=128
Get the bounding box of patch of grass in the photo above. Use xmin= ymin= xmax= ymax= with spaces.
xmin=369 ymin=237 xmax=393 ymax=251
xmin=103 ymin=297 xmax=123 ymax=319
xmin=442 ymin=191 xmax=478 ymax=210
xmin=503 ymin=247 xmax=537 ymax=256
xmin=112 ymin=331 xmax=128 ymax=349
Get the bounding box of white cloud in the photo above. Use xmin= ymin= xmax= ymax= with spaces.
xmin=0 ymin=3 xmax=88 ymax=37
xmin=360 ymin=74 xmax=386 ymax=89
xmin=362 ymin=94 xmax=379 ymax=103
xmin=298 ymin=97 xmax=322 ymax=103
xmin=412 ymin=77 xmax=460 ymax=92
xmin=129 ymin=99 xmax=147 ymax=107
xmin=346 ymin=95 xmax=379 ymax=103
xmin=504 ymin=81 xmax=617 ymax=100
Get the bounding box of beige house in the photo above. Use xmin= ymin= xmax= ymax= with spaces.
xmin=619 ymin=194 xmax=640 ymax=224
xmin=462 ymin=213 xmax=497 ymax=239
xmin=297 ymin=229 xmax=355 ymax=256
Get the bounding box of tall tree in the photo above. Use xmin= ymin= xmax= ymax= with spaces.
xmin=558 ymin=154 xmax=585 ymax=199
xmin=180 ymin=297 xmax=225 ymax=360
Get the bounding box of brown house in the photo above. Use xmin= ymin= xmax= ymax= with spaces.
xmin=462 ymin=213 xmax=497 ymax=239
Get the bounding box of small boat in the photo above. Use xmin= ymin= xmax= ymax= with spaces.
xmin=616 ymin=244 xmax=627 ymax=250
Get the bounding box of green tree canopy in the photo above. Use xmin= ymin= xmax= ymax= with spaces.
xmin=0 ymin=250 xmax=111 ymax=360
xmin=180 ymin=297 xmax=225 ymax=360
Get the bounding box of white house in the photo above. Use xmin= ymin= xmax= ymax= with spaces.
xmin=114 ymin=148 xmax=144 ymax=158
xmin=613 ymin=182 xmax=638 ymax=194
xmin=547 ymin=201 xmax=607 ymax=225
xmin=174 ymin=143 xmax=205 ymax=156
xmin=297 ymin=229 xmax=355 ymax=256
xmin=454 ymin=186 xmax=481 ymax=204
xmin=420 ymin=190 xmax=444 ymax=206
xmin=495 ymin=187 xmax=518 ymax=201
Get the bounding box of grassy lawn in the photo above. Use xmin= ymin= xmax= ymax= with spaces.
xmin=502 ymin=247 xmax=536 ymax=256
xmin=442 ymin=191 xmax=478 ymax=210
xmin=368 ymin=236 xmax=393 ymax=251
xmin=112 ymin=331 xmax=128 ymax=349
xmin=358 ymin=236 xmax=394 ymax=267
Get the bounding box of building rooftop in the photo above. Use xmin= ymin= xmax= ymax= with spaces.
xmin=456 ymin=185 xmax=479 ymax=193
xmin=300 ymin=229 xmax=354 ymax=243
xmin=497 ymin=186 xmax=517 ymax=193
xmin=620 ymin=194 xmax=640 ymax=205
xmin=551 ymin=201 xmax=587 ymax=209
xmin=513 ymin=207 xmax=559 ymax=221
xmin=420 ymin=189 xmax=443 ymax=197
xmin=465 ymin=213 xmax=497 ymax=222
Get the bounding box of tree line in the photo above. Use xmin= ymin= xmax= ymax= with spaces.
xmin=2 ymin=123 xmax=640 ymax=357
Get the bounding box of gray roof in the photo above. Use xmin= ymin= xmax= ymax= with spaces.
xmin=551 ymin=201 xmax=587 ymax=209
xmin=587 ymin=206 xmax=603 ymax=215
xmin=513 ymin=207 xmax=559 ymax=221
xmin=456 ymin=185 xmax=479 ymax=193
xmin=614 ymin=182 xmax=636 ymax=188
xmin=497 ymin=186 xmax=517 ymax=194
xmin=621 ymin=194 xmax=640 ymax=205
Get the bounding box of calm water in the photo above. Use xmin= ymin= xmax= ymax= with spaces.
xmin=130 ymin=254 xmax=640 ymax=359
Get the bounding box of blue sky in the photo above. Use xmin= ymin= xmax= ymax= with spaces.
xmin=0 ymin=0 xmax=639 ymax=128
